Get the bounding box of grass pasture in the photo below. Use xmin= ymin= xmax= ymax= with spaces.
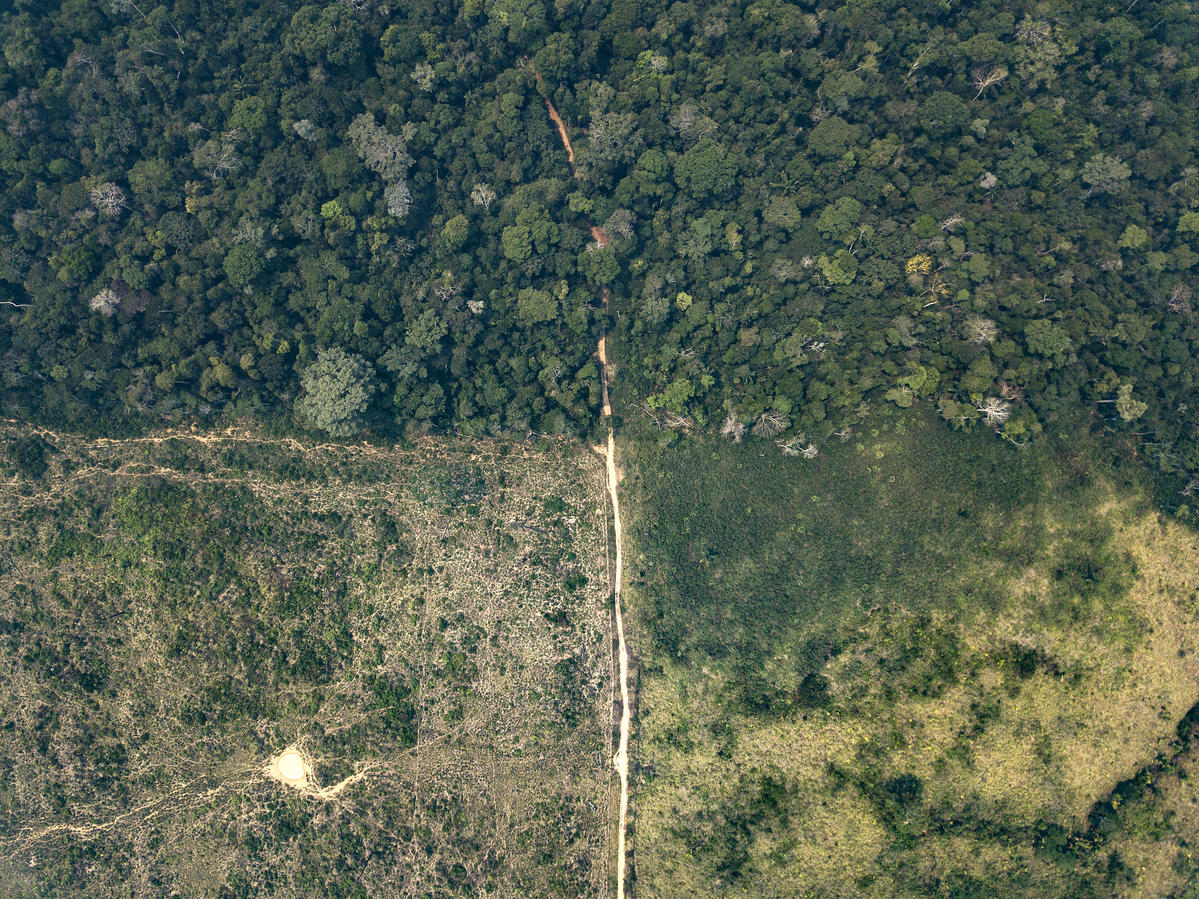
xmin=0 ymin=425 xmax=613 ymax=898
xmin=623 ymin=410 xmax=1199 ymax=897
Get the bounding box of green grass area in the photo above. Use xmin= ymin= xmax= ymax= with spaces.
xmin=0 ymin=427 xmax=613 ymax=898
xmin=623 ymin=410 xmax=1199 ymax=897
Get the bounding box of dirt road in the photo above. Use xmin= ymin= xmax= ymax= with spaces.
xmin=598 ymin=333 xmax=630 ymax=899
xmin=530 ymin=67 xmax=631 ymax=897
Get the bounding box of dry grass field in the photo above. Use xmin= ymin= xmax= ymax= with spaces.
xmin=0 ymin=424 xmax=614 ymax=898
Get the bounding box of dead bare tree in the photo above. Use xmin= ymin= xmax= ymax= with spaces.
xmin=90 ymin=183 xmax=127 ymax=218
xmin=963 ymin=315 xmax=999 ymax=345
xmin=752 ymin=410 xmax=790 ymax=439
xmin=1166 ymin=284 xmax=1192 ymax=317
xmin=193 ymin=139 xmax=239 ymax=180
xmin=632 ymin=402 xmax=665 ymax=431
xmin=431 ymin=276 xmax=460 ymax=303
xmin=719 ymin=409 xmax=745 ymax=443
xmin=971 ymin=66 xmax=1008 ymax=99
xmin=1015 ymin=17 xmax=1053 ymax=45
xmin=662 ymin=410 xmax=694 ymax=431
xmin=999 ymin=381 xmax=1024 ymax=401
xmin=89 ymin=289 xmax=121 ymax=316
xmin=976 ymin=396 xmax=1011 ymax=428
xmin=903 ymin=45 xmax=932 ymax=86
xmin=470 ymin=183 xmax=496 ymax=212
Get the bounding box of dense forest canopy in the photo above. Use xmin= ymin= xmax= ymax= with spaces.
xmin=0 ymin=0 xmax=1196 ymax=482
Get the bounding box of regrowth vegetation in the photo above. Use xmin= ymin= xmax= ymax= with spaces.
xmin=0 ymin=425 xmax=612 ymax=897
xmin=624 ymin=411 xmax=1199 ymax=896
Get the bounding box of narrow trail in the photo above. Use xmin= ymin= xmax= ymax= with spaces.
xmin=544 ymin=99 xmax=576 ymax=170
xmin=525 ymin=58 xmax=578 ymax=176
xmin=4 ymin=726 xmax=468 ymax=855
xmin=526 ymin=63 xmax=612 ymax=246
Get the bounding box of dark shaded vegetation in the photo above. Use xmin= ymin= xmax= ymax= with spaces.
xmin=3 ymin=435 xmax=50 ymax=480
xmin=627 ymin=410 xmax=1056 ymax=717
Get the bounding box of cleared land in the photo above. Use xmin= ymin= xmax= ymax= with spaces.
xmin=623 ymin=410 xmax=1199 ymax=897
xmin=0 ymin=425 xmax=612 ymax=897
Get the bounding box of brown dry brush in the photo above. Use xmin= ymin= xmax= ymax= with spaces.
xmin=0 ymin=425 xmax=614 ymax=897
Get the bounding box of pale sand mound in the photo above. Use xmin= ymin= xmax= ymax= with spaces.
xmin=277 ymin=752 xmax=304 ymax=781
xmin=267 ymin=748 xmax=309 ymax=789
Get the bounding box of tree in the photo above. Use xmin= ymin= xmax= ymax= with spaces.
xmin=128 ymin=159 xmax=172 ymax=205
xmin=673 ymin=139 xmax=735 ymax=198
xmin=228 ymin=96 xmax=268 ymax=134
xmin=1118 ymin=225 xmax=1149 ymax=249
xmin=485 ymin=0 xmax=547 ymax=47
xmin=502 ymin=206 xmax=559 ymax=261
xmin=763 ymin=197 xmax=802 ymax=231
xmin=347 ymin=114 xmax=413 ymax=220
xmin=516 ymin=287 xmax=557 ymax=324
xmin=1115 ymin=383 xmax=1147 ymax=422
xmin=1177 ymin=212 xmax=1199 ymax=236
xmin=1025 ymin=318 xmax=1073 ymax=366
xmin=285 ymin=4 xmax=364 ymax=68
xmin=582 ymin=111 xmax=640 ymax=172
xmin=649 ymin=377 xmax=695 ymax=415
xmin=580 ymin=246 xmax=620 ymax=283
xmin=403 ymin=310 xmax=448 ymax=356
xmin=807 ymin=116 xmax=859 ymax=159
xmin=440 ymin=215 xmax=470 ymax=252
xmin=502 ymin=225 xmax=533 ymax=262
xmin=223 ymin=245 xmax=265 ymax=288
xmin=347 ymin=114 xmax=412 ymax=182
xmin=817 ymin=251 xmax=856 ymax=285
xmin=921 ymin=91 xmax=968 ymax=137
xmin=532 ymin=31 xmax=578 ymax=82
xmin=384 ymin=182 xmax=412 ymax=219
xmin=961 ymin=355 xmax=998 ymax=395
xmin=1081 ymin=154 xmax=1131 ymax=197
xmin=815 ymin=197 xmax=863 ymax=240
xmin=294 ymin=348 xmax=378 ymax=437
